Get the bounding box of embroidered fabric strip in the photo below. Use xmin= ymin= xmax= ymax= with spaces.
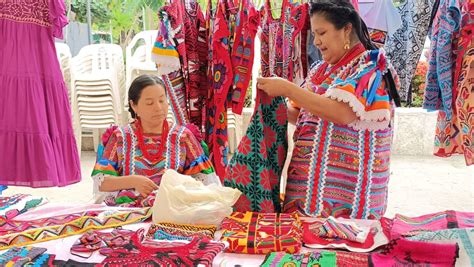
xmin=220 ymin=212 xmax=302 ymax=254
xmin=147 ymin=222 xmax=216 ymax=241
xmin=0 ymin=194 xmax=47 ymax=220
xmin=0 ymin=208 xmax=152 ymax=250
xmin=261 ymin=251 xmax=337 ymax=267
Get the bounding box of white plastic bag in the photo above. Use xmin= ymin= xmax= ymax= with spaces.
xmin=152 ymin=169 xmax=241 ymax=226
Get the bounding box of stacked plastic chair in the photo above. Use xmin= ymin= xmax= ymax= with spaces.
xmin=71 ymin=44 xmax=125 ymax=153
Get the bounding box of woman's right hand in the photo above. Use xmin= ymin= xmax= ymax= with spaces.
xmin=132 ymin=175 xmax=159 ymax=197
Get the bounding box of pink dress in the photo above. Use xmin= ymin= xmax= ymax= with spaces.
xmin=0 ymin=0 xmax=81 ymax=187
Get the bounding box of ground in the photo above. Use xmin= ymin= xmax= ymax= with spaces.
xmin=4 ymin=152 xmax=473 ymax=218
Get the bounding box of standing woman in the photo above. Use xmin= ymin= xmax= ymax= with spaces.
xmin=257 ymin=0 xmax=400 ymax=219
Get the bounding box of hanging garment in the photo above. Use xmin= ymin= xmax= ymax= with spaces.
xmin=358 ymin=0 xmax=402 ymax=47
xmin=230 ymin=0 xmax=260 ymax=114
xmin=98 ymin=228 xmax=225 ymax=267
xmin=0 ymin=208 xmax=151 ymax=250
xmin=283 ymin=47 xmax=397 ymax=219
xmin=423 ymin=0 xmax=461 ymax=119
xmin=205 ymin=0 xmax=235 ymax=180
xmin=261 ymin=251 xmax=337 ymax=267
xmin=369 ymin=238 xmax=459 ymax=266
xmin=260 ymin=0 xmax=308 ymax=83
xmin=224 ymin=91 xmax=288 ymax=212
xmin=0 ymin=0 xmax=81 ymax=187
xmin=152 ymin=0 xmax=209 ymax=129
xmin=385 ymin=0 xmax=433 ymax=102
xmin=220 ymin=212 xmax=302 ymax=254
xmin=433 ymin=1 xmax=474 ymax=166
xmin=408 ymin=228 xmax=474 ymax=267
xmin=91 ymin=121 xmax=216 ymax=207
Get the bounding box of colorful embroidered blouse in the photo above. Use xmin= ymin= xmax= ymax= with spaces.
xmin=92 ymin=121 xmax=217 ymax=207
xmin=283 ymin=49 xmax=398 ymax=219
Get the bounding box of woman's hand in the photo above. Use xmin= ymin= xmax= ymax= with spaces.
xmin=132 ymin=175 xmax=159 ymax=197
xmin=256 ymin=77 xmax=292 ymax=97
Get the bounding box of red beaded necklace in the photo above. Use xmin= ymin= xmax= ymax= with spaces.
xmin=312 ymin=43 xmax=366 ymax=85
xmin=135 ymin=118 xmax=169 ymax=162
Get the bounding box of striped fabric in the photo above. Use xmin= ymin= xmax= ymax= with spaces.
xmin=220 ymin=212 xmax=302 ymax=254
xmin=147 ymin=222 xmax=216 ymax=241
xmin=283 ymin=49 xmax=396 ymax=219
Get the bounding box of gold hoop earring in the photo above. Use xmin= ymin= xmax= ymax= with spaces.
xmin=344 ymin=41 xmax=350 ymax=50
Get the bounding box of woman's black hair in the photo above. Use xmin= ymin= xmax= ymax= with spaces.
xmin=128 ymin=74 xmax=167 ymax=119
xmin=310 ymin=0 xmax=401 ymax=107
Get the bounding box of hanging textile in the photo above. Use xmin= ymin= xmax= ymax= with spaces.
xmin=220 ymin=212 xmax=303 ymax=254
xmin=224 ymin=91 xmax=288 ymax=212
xmin=432 ymin=1 xmax=474 ymax=166
xmin=358 ymin=0 xmax=403 ymax=48
xmin=206 ymin=0 xmax=259 ymax=180
xmin=152 ymin=0 xmax=208 ymax=129
xmin=385 ymin=0 xmax=434 ymax=102
xmin=423 ymin=0 xmax=461 ymax=118
xmin=0 ymin=0 xmax=81 ymax=188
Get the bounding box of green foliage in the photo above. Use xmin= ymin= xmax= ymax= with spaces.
xmin=71 ymin=0 xmax=110 ymax=27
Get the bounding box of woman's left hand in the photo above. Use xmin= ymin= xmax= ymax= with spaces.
xmin=257 ymin=77 xmax=292 ymax=97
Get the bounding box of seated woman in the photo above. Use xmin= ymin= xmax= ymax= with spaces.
xmin=92 ymin=75 xmax=219 ymax=207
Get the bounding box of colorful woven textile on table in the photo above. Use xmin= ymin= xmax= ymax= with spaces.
xmin=0 ymin=194 xmax=47 ymax=220
xmin=283 ymin=47 xmax=397 ymax=219
xmin=383 ymin=210 xmax=474 ymax=239
xmin=98 ymin=228 xmax=225 ymax=267
xmin=302 ymin=218 xmax=389 ymax=253
xmin=0 ymin=208 xmax=151 ymax=250
xmin=0 ymin=210 xmax=102 ymax=236
xmin=220 ymin=212 xmax=302 ymax=254
xmin=147 ymin=222 xmax=216 ymax=241
xmin=408 ymin=228 xmax=474 ymax=267
xmin=370 ymin=238 xmax=459 ymax=266
xmin=224 ymin=91 xmax=288 ymax=213
xmin=385 ymin=0 xmax=433 ymax=102
xmin=0 ymin=246 xmax=54 ymax=266
xmin=433 ymin=1 xmax=474 ymax=166
xmin=261 ymin=251 xmax=337 ymax=267
xmin=423 ymin=0 xmax=461 ymax=119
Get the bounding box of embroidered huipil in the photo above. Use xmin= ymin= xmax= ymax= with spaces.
xmin=423 ymin=0 xmax=461 ymax=119
xmin=206 ymin=0 xmax=259 ymax=180
xmin=283 ymin=49 xmax=397 ymax=219
xmin=223 ymin=0 xmax=307 ymax=213
xmin=433 ymin=0 xmax=474 ymax=166
xmin=91 ymin=122 xmax=216 ymax=207
xmin=152 ymin=0 xmax=208 ymax=129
